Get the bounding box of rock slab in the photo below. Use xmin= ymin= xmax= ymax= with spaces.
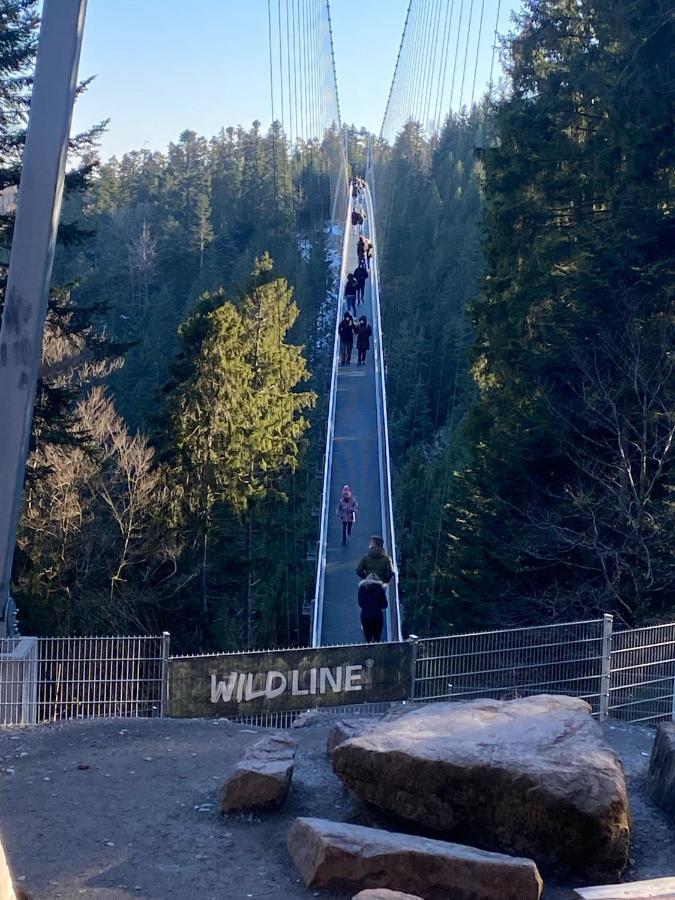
xmin=647 ymin=723 xmax=675 ymax=815
xmin=352 ymin=890 xmax=423 ymax=900
xmin=573 ymin=876 xmax=675 ymax=898
xmin=332 ymin=694 xmax=630 ymax=880
xmin=287 ymin=816 xmax=543 ymax=900
xmin=221 ymin=734 xmax=296 ymax=812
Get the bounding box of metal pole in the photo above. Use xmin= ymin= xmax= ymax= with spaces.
xmin=0 ymin=0 xmax=88 ymax=612
xmin=408 ymin=635 xmax=419 ymax=701
xmin=160 ymin=632 xmax=170 ymax=717
xmin=599 ymin=613 xmax=613 ymax=721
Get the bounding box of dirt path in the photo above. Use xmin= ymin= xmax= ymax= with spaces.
xmin=0 ymin=716 xmax=673 ymax=899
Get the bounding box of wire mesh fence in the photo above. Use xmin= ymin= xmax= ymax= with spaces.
xmin=230 ymin=701 xmax=397 ymax=730
xmin=609 ymin=622 xmax=675 ymax=724
xmin=0 ymin=634 xmax=169 ymax=724
xmin=2 ymin=617 xmax=675 ymax=727
xmin=0 ymin=637 xmax=38 ymax=725
xmin=413 ymin=618 xmax=611 ymax=715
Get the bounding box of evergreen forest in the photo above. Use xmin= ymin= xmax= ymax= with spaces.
xmin=375 ymin=0 xmax=673 ymax=636
xmin=1 ymin=0 xmax=673 ymax=650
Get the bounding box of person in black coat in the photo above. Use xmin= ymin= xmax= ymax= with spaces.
xmin=344 ymin=273 xmax=358 ymax=317
xmin=354 ymin=263 xmax=368 ymax=305
xmin=357 ymin=235 xmax=367 ymax=265
xmin=355 ymin=315 xmax=372 ymax=366
xmin=338 ymin=312 xmax=355 ymax=365
xmin=358 ymin=572 xmax=388 ymax=643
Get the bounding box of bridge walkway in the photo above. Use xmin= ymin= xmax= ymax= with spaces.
xmin=315 ymin=183 xmax=400 ymax=646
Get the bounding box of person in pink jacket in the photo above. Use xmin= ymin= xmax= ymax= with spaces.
xmin=337 ymin=484 xmax=359 ymax=546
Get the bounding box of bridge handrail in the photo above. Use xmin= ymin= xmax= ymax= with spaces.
xmin=363 ymin=181 xmax=402 ymax=642
xmin=311 ymin=191 xmax=352 ymax=648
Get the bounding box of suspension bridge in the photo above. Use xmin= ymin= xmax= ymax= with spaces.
xmin=0 ymin=0 xmax=502 ymax=645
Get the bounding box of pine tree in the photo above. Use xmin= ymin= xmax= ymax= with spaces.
xmin=161 ymin=257 xmax=315 ymax=648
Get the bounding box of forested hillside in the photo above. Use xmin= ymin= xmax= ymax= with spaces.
xmin=374 ymin=114 xmax=484 ymax=636
xmin=378 ymin=0 xmax=673 ymax=636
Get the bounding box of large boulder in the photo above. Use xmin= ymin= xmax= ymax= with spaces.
xmin=288 ymin=817 xmax=543 ymax=900
xmin=332 ymin=694 xmax=630 ymax=880
xmin=327 ymin=718 xmax=377 ymax=757
xmin=647 ymin=723 xmax=675 ymax=814
xmin=221 ymin=734 xmax=296 ymax=813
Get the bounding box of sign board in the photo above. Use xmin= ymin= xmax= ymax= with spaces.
xmin=168 ymin=641 xmax=413 ymax=718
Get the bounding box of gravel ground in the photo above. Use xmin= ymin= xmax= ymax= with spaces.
xmin=0 ymin=714 xmax=673 ymax=900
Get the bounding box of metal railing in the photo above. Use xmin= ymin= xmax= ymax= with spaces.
xmin=363 ymin=181 xmax=402 ymax=641
xmin=311 ymin=191 xmax=353 ymax=647
xmin=0 ymin=633 xmax=169 ymax=724
xmin=413 ymin=617 xmax=612 ymax=717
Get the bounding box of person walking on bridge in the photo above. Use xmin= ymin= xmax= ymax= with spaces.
xmin=337 ymin=485 xmax=358 ymax=546
xmin=354 ymin=263 xmax=368 ymax=305
xmin=356 ymin=536 xmax=394 ymax=584
xmin=344 ymin=273 xmax=358 ymax=318
xmin=357 ymin=206 xmax=366 ymax=235
xmin=366 ymin=238 xmax=374 ymax=270
xmin=357 ymin=234 xmax=367 ymax=265
xmin=356 ymin=315 xmax=372 ymax=366
xmin=358 ymin=572 xmax=388 ymax=643
xmin=338 ymin=312 xmax=355 ymax=366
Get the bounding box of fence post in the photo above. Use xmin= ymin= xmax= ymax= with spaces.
xmin=160 ymin=632 xmax=170 ymax=718
xmin=599 ymin=614 xmax=613 ymax=721
xmin=408 ymin=635 xmax=419 ymax=701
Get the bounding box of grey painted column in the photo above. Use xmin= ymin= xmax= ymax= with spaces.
xmin=0 ymin=0 xmax=88 ymax=611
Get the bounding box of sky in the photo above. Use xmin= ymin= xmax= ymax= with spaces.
xmin=69 ymin=1 xmax=520 ymax=162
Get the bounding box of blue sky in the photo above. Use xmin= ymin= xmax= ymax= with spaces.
xmin=69 ymin=1 xmax=520 ymax=161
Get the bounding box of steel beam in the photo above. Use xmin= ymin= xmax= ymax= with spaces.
xmin=0 ymin=0 xmax=88 ymax=614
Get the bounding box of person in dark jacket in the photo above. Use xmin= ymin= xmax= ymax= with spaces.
xmin=356 ymin=535 xmax=394 ymax=584
xmin=357 ymin=235 xmax=366 ymax=265
xmin=354 ymin=264 xmax=368 ymax=305
xmin=355 ymin=315 xmax=372 ymax=366
xmin=358 ymin=572 xmax=388 ymax=643
xmin=338 ymin=312 xmax=355 ymax=365
xmin=344 ymin=273 xmax=358 ymax=317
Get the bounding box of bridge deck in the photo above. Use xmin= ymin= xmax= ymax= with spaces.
xmin=320 ymin=215 xmax=387 ymax=645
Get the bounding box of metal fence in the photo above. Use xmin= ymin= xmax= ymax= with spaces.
xmin=412 ymin=617 xmax=612 ymax=717
xmin=0 ymin=633 xmax=169 ymax=724
xmin=609 ymin=622 xmax=675 ymax=724
xmin=0 ymin=637 xmax=38 ymax=725
xmin=3 ymin=616 xmax=675 ymax=727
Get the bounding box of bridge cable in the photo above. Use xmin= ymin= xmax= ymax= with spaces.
xmin=432 ymin=0 xmax=455 ymax=132
xmin=267 ymin=0 xmax=278 ymax=206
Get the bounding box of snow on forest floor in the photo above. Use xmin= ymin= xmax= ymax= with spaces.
xmin=0 ymin=715 xmax=673 ymax=899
